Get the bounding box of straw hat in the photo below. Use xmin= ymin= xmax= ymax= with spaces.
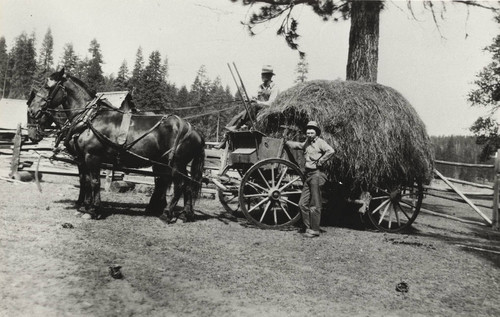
xmin=306 ymin=121 xmax=321 ymax=135
xmin=261 ymin=65 xmax=275 ymax=75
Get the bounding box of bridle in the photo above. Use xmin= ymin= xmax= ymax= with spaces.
xmin=31 ymin=79 xmax=67 ymax=121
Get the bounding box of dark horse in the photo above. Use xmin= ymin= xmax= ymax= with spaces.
xmin=27 ymin=68 xmax=205 ymax=222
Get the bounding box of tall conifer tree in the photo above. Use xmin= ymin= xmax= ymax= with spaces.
xmin=8 ymin=32 xmax=37 ymax=98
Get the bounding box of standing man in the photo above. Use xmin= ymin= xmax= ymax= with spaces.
xmin=215 ymin=65 xmax=279 ymax=148
xmin=286 ymin=121 xmax=334 ymax=238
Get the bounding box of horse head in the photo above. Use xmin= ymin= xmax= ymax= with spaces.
xmin=26 ymin=68 xmax=68 ymax=142
xmin=28 ymin=68 xmax=68 ymax=119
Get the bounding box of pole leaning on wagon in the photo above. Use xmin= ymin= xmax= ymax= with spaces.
xmin=227 ymin=63 xmax=256 ymax=129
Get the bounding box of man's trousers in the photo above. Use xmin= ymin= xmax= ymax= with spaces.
xmin=298 ymin=169 xmax=327 ymax=232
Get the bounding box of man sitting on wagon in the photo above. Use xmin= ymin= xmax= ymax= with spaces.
xmin=286 ymin=121 xmax=334 ymax=238
xmin=215 ymin=65 xmax=279 ymax=149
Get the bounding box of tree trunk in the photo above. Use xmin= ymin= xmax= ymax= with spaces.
xmin=346 ymin=0 xmax=382 ymax=82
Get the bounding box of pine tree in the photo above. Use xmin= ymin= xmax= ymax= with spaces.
xmin=294 ymin=55 xmax=309 ymax=83
xmin=189 ymin=65 xmax=211 ymax=106
xmin=86 ymin=38 xmax=104 ymax=92
xmin=59 ymin=43 xmax=79 ymax=74
xmin=115 ymin=60 xmax=129 ymax=90
xmin=129 ymin=47 xmax=144 ymax=95
xmin=0 ymin=37 xmax=9 ymax=98
xmin=8 ymin=31 xmax=37 ymax=99
xmin=74 ymin=56 xmax=89 ymax=81
xmin=35 ymin=28 xmax=54 ymax=84
xmin=136 ymin=50 xmax=168 ymax=111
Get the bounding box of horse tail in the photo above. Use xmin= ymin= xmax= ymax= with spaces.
xmin=190 ymin=132 xmax=205 ymax=203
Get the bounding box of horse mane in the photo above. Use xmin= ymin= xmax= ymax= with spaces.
xmin=67 ymin=75 xmax=97 ymax=98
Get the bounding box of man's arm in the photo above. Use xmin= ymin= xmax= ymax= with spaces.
xmin=317 ymin=140 xmax=335 ymax=167
xmin=286 ymin=140 xmax=304 ymax=150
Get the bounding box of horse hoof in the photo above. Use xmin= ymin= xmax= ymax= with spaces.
xmin=78 ymin=205 xmax=87 ymax=213
xmin=81 ymin=213 xmax=92 ymax=220
xmin=159 ymin=214 xmax=173 ymax=224
xmin=74 ymin=211 xmax=84 ymax=217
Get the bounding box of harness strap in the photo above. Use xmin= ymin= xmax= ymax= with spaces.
xmin=85 ymin=120 xmax=201 ymax=184
xmin=122 ymin=115 xmax=170 ymax=151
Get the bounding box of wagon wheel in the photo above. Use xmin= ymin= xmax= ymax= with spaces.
xmin=239 ymin=158 xmax=304 ymax=229
xmin=366 ymin=181 xmax=423 ymax=233
xmin=217 ymin=166 xmax=243 ymax=215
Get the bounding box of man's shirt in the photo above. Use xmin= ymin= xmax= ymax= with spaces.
xmin=257 ymin=81 xmax=279 ymax=105
xmin=287 ymin=137 xmax=334 ymax=170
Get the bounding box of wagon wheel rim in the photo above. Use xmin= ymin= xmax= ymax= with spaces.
xmin=239 ymin=158 xmax=304 ymax=229
xmin=367 ymin=181 xmax=423 ymax=233
xmin=217 ymin=166 xmax=243 ymax=215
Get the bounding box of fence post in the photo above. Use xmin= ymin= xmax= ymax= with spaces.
xmin=493 ymin=150 xmax=500 ymax=230
xmin=9 ymin=123 xmax=22 ymax=179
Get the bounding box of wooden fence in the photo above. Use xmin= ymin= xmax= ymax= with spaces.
xmin=431 ymin=154 xmax=500 ymax=230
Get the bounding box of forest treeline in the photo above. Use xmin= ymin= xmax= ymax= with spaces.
xmin=0 ymin=30 xmax=242 ymax=141
xmin=431 ymin=135 xmax=495 ymax=183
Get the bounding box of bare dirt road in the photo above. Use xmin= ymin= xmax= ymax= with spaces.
xmin=1 ymin=170 xmax=500 ymax=317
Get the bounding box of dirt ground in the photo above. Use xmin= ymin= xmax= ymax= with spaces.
xmin=1 ymin=162 xmax=500 ymax=316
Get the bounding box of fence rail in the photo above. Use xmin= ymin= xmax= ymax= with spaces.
xmin=434 ymin=155 xmax=500 ymax=229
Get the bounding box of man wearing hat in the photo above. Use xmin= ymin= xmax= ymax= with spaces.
xmin=286 ymin=121 xmax=334 ymax=238
xmin=215 ymin=65 xmax=279 ymax=148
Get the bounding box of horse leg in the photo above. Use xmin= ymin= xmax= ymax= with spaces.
xmin=159 ymin=173 xmax=183 ymax=224
xmin=179 ymin=166 xmax=195 ymax=222
xmin=84 ymin=154 xmax=102 ymax=219
xmin=75 ymin=163 xmax=87 ymax=211
xmin=146 ymin=166 xmax=170 ymax=216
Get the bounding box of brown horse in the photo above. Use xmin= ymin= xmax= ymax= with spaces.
xmin=27 ymin=68 xmax=205 ymax=222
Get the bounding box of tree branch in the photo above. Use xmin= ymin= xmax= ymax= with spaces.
xmin=452 ymin=0 xmax=499 ymax=11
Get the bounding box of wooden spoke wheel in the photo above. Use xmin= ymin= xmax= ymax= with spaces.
xmin=366 ymin=182 xmax=423 ymax=233
xmin=217 ymin=166 xmax=243 ymax=215
xmin=239 ymin=158 xmax=304 ymax=229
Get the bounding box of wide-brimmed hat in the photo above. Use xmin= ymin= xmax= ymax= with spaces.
xmin=305 ymin=121 xmax=321 ymax=135
xmin=261 ymin=65 xmax=275 ymax=75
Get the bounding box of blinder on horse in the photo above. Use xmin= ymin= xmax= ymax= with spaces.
xmin=29 ymin=79 xmax=67 ymax=121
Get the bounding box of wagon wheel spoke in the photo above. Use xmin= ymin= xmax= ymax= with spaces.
xmin=278 ymin=201 xmax=293 ymax=220
xmin=217 ymin=166 xmax=242 ymax=215
xmin=394 ymin=202 xmax=402 ymax=226
xmin=276 ymin=166 xmax=288 ymax=188
xmin=371 ymin=195 xmax=391 ymax=201
xmin=257 ymin=168 xmax=272 ymax=189
xmin=388 ymin=204 xmax=393 ymax=229
xmin=399 ymin=201 xmax=415 ymax=220
xmin=246 ymin=180 xmax=268 ymax=193
xmin=378 ymin=201 xmax=391 ymax=225
xmin=273 ymin=203 xmax=278 ymax=225
xmin=400 ymin=199 xmax=417 ymax=211
xmin=259 ymin=201 xmax=272 ymax=222
xmin=249 ymin=197 xmax=270 ymax=213
xmin=281 ymin=191 xmax=302 ymax=196
xmin=278 ymin=176 xmax=302 ymax=192
xmin=280 ymin=197 xmax=299 ymax=208
xmin=371 ymin=199 xmax=390 ymax=214
xmin=243 ymin=193 xmax=269 ymax=198
xmin=271 ymin=164 xmax=275 ymax=188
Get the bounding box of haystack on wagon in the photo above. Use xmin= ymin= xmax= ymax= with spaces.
xmin=254 ymin=80 xmax=435 ymax=232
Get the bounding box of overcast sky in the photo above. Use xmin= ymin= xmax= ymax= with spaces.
xmin=0 ymin=0 xmax=498 ymax=136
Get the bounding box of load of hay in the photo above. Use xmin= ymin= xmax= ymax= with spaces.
xmin=257 ymin=80 xmax=434 ymax=192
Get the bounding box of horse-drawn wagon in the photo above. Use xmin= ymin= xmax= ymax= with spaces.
xmin=26 ymin=69 xmax=430 ymax=233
